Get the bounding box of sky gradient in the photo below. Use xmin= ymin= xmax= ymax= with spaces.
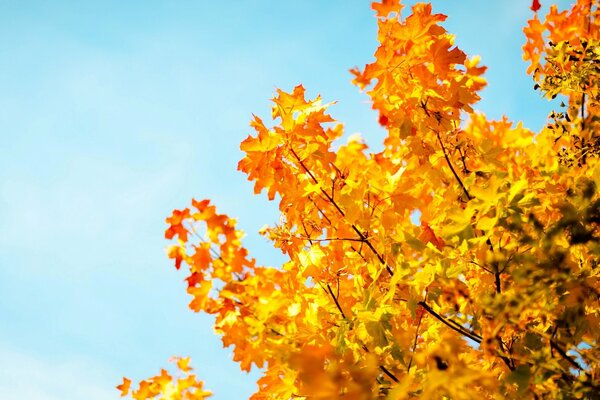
xmin=0 ymin=1 xmax=570 ymax=398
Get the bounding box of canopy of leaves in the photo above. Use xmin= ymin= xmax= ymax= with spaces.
xmin=124 ymin=1 xmax=600 ymax=399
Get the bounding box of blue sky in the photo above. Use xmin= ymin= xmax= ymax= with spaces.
xmin=0 ymin=1 xmax=569 ymax=399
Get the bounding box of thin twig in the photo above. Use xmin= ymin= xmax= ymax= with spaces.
xmin=380 ymin=366 xmax=400 ymax=383
xmin=290 ymin=147 xmax=392 ymax=274
xmin=290 ymin=144 xmax=500 ymax=366
xmin=470 ymin=260 xmax=493 ymax=274
xmin=300 ymin=220 xmax=314 ymax=246
xmin=550 ymin=340 xmax=584 ymax=371
xmin=297 ymin=236 xmax=366 ymax=242
xmin=496 ymin=336 xmax=516 ymax=370
xmin=434 ymin=129 xmax=472 ymax=200
xmin=326 ymin=284 xmax=347 ymax=320
xmin=407 ymin=291 xmax=427 ymax=371
xmin=418 ymin=301 xmax=482 ymax=344
xmin=309 ymin=196 xmax=332 ymax=225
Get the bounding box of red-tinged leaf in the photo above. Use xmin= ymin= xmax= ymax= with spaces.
xmin=531 ymin=0 xmax=541 ymax=12
xmin=167 ymin=245 xmax=185 ymax=270
xmin=165 ymin=208 xmax=191 ymax=241
xmin=186 ymin=272 xmax=203 ymax=287
xmin=378 ymin=114 xmax=389 ymax=126
xmin=192 ymin=198 xmax=211 ymax=212
xmin=419 ymin=221 xmax=445 ymax=251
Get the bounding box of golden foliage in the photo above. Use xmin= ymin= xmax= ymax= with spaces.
xmin=119 ymin=357 xmax=211 ymax=400
xmin=125 ymin=1 xmax=600 ymax=399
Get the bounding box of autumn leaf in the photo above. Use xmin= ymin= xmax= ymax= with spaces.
xmin=116 ymin=377 xmax=131 ymax=397
xmin=165 ymin=208 xmax=190 ymax=241
xmin=125 ymin=1 xmax=600 ymax=399
xmin=419 ymin=221 xmax=445 ymax=251
xmin=371 ymin=0 xmax=404 ymax=18
xmin=121 ymin=358 xmax=211 ymax=400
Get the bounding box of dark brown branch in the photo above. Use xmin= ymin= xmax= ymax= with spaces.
xmin=494 ymin=264 xmax=502 ymax=294
xmin=407 ymin=293 xmax=426 ymax=372
xmin=470 ymin=261 xmax=493 ymax=274
xmin=418 ymin=301 xmax=482 ymax=344
xmin=350 ymin=244 xmax=367 ymax=262
xmin=269 ymin=327 xmax=285 ymax=337
xmin=457 ymin=145 xmax=470 ymax=174
xmin=434 ymin=129 xmax=472 ymax=200
xmin=363 ymin=342 xmax=401 ymax=384
xmin=297 ymin=236 xmax=366 ymax=242
xmin=550 ymin=340 xmax=584 ymax=371
xmin=350 ymin=225 xmax=393 ymax=276
xmin=582 ymin=92 xmax=586 ymax=132
xmin=496 ymin=336 xmax=516 ymax=371
xmin=326 ymin=284 xmax=347 ymax=320
xmin=309 ymin=196 xmax=332 ymax=225
xmin=447 ymin=318 xmax=483 ymax=342
xmin=301 ymin=220 xmax=313 ymax=246
xmin=290 ymin=148 xmax=393 ymax=275
xmin=292 ymin=145 xmax=487 ymax=347
xmin=290 ymin=144 xmax=498 ymax=365
xmin=482 ymin=238 xmax=502 ymax=294
xmin=379 ymin=365 xmax=400 ymax=383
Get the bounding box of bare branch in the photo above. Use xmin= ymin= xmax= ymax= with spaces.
xmin=326 ymin=283 xmax=347 ymax=320
xmin=418 ymin=301 xmax=482 ymax=344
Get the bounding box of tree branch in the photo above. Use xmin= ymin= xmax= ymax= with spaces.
xmin=379 ymin=365 xmax=400 ymax=383
xmin=407 ymin=292 xmax=427 ymax=372
xmin=550 ymin=340 xmax=584 ymax=371
xmin=289 ymin=144 xmax=511 ymax=374
xmin=326 ymin=283 xmax=347 ymax=320
xmin=297 ymin=235 xmax=366 ymax=242
xmin=434 ymin=129 xmax=472 ymax=200
xmin=290 ymin=147 xmax=392 ymax=275
xmin=418 ymin=301 xmax=482 ymax=344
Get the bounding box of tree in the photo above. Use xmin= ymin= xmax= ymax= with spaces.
xmin=119 ymin=0 xmax=600 ymax=398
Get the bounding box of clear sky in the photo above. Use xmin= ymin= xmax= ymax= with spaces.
xmin=0 ymin=1 xmax=570 ymax=399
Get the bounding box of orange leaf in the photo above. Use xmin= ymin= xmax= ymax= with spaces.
xmin=371 ymin=0 xmax=404 ymax=18
xmin=116 ymin=377 xmax=131 ymax=397
xmin=166 ymin=244 xmax=185 ymax=270
xmin=419 ymin=221 xmax=445 ymax=251
xmin=165 ymin=208 xmax=191 ymax=241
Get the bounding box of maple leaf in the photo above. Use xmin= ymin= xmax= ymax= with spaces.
xmin=122 ymin=358 xmax=211 ymax=399
xmin=378 ymin=114 xmax=389 ymax=126
xmin=166 ymin=244 xmax=185 ymax=270
xmin=372 ymin=0 xmax=404 ymax=18
xmin=531 ymin=0 xmax=541 ymax=12
xmin=187 ymin=279 xmax=212 ymax=312
xmin=419 ymin=221 xmax=445 ymax=251
xmin=165 ymin=208 xmax=190 ymax=241
xmin=126 ymin=1 xmax=600 ymax=399
xmin=117 ymin=377 xmax=131 ymax=397
xmin=172 ymin=356 xmax=192 ymax=373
